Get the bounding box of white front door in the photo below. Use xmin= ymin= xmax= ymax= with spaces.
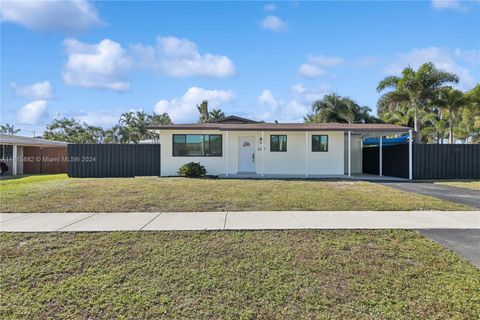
xmin=238 ymin=136 xmax=255 ymax=172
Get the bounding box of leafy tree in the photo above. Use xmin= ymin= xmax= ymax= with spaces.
xmin=0 ymin=123 xmax=20 ymax=135
xmin=197 ymin=100 xmax=210 ymax=123
xmin=305 ymin=94 xmax=378 ymax=124
xmin=377 ymin=62 xmax=459 ymax=142
xmin=44 ymin=118 xmax=104 ymax=143
xmin=209 ymin=109 xmax=225 ymax=120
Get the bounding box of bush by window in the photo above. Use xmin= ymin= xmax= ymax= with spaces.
xmin=173 ymin=134 xmax=222 ymax=157
xmin=312 ymin=135 xmax=328 ymax=152
xmin=270 ymin=135 xmax=287 ymax=152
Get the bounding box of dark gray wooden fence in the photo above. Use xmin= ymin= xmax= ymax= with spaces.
xmin=363 ymin=144 xmax=480 ymax=179
xmin=68 ymin=144 xmax=160 ymax=177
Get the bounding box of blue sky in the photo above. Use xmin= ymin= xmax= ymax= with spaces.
xmin=1 ymin=0 xmax=479 ymax=136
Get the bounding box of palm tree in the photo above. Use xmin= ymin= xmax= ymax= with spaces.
xmin=135 ymin=111 xmax=150 ymax=139
xmin=377 ymin=62 xmax=459 ymax=142
xmin=305 ymin=94 xmax=377 ymax=124
xmin=119 ymin=112 xmax=138 ymax=143
xmin=197 ymin=100 xmax=210 ymax=123
xmin=209 ymin=109 xmax=225 ymax=120
xmin=436 ymin=87 xmax=466 ymax=144
xmin=382 ymin=105 xmax=414 ymax=127
xmin=148 ymin=112 xmax=172 ymax=125
xmin=0 ymin=123 xmax=20 ymax=135
xmin=460 ymin=84 xmax=480 ymax=143
xmin=104 ymin=125 xmax=122 ymax=144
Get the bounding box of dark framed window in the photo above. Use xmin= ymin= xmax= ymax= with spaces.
xmin=0 ymin=145 xmax=13 ymax=159
xmin=270 ymin=135 xmax=287 ymax=152
xmin=172 ymin=134 xmax=222 ymax=157
xmin=312 ymin=135 xmax=328 ymax=152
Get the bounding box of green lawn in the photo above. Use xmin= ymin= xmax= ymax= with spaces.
xmin=436 ymin=181 xmax=480 ymax=191
xmin=1 ymin=231 xmax=478 ymax=319
xmin=0 ymin=174 xmax=471 ymax=212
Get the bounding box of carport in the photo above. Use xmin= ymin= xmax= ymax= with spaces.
xmin=344 ymin=128 xmax=412 ymax=180
xmin=0 ymin=134 xmax=67 ymax=176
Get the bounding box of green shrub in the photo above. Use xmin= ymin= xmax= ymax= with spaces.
xmin=177 ymin=162 xmax=207 ymax=177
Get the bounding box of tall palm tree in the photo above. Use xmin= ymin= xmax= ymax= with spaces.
xmin=377 ymin=62 xmax=459 ymax=142
xmin=436 ymin=87 xmax=466 ymax=144
xmin=460 ymin=84 xmax=480 ymax=143
xmin=134 ymin=111 xmax=150 ymax=140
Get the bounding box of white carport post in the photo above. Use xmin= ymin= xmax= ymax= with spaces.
xmin=379 ymin=136 xmax=383 ymax=176
xmin=408 ymin=130 xmax=413 ymax=180
xmin=261 ymin=131 xmax=264 ymax=177
xmin=225 ymin=131 xmax=229 ymax=177
xmin=12 ymin=145 xmax=18 ymax=176
xmin=305 ymin=131 xmax=308 ymax=177
xmin=348 ymin=131 xmax=352 ymax=178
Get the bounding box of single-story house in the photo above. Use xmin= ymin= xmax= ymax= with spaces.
xmin=149 ymin=116 xmax=412 ymax=179
xmin=0 ymin=134 xmax=68 ymax=176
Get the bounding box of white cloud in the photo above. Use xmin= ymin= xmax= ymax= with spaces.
xmin=16 ymin=100 xmax=48 ymax=124
xmin=431 ymin=0 xmax=466 ymax=11
xmin=154 ymin=87 xmax=235 ymax=123
xmin=62 ymin=38 xmax=132 ymax=91
xmin=264 ymin=4 xmax=277 ymax=12
xmin=131 ymin=35 xmax=236 ymax=77
xmin=291 ymin=83 xmax=330 ymax=104
xmin=261 ymin=15 xmax=287 ymax=32
xmin=73 ymin=111 xmax=121 ymax=128
xmin=298 ymin=64 xmax=328 ymax=78
xmin=385 ymin=47 xmax=479 ymax=89
xmin=0 ymin=0 xmax=104 ymax=32
xmin=298 ymin=54 xmax=345 ymax=78
xmin=61 ymin=36 xmax=235 ymax=91
xmin=256 ymin=84 xmax=329 ymax=122
xmin=10 ymin=81 xmax=53 ymax=99
xmin=258 ymin=90 xmax=279 ymax=110
xmin=355 ymin=55 xmax=382 ymax=67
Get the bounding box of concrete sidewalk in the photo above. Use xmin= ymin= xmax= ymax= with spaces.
xmin=1 ymin=211 xmax=479 ymax=232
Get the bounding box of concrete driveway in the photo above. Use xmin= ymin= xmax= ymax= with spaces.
xmin=380 ymin=182 xmax=480 ymax=208
xmin=419 ymin=229 xmax=480 ymax=268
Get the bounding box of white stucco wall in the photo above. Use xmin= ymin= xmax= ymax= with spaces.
xmin=344 ymin=134 xmax=363 ymax=174
xmin=157 ymin=130 xmax=346 ymax=176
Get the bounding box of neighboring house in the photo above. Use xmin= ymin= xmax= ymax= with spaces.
xmin=149 ymin=116 xmax=412 ymax=178
xmin=0 ymin=134 xmax=68 ymax=176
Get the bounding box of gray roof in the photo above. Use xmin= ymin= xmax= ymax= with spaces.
xmin=0 ymin=134 xmax=68 ymax=147
xmin=148 ymin=122 xmax=411 ymax=133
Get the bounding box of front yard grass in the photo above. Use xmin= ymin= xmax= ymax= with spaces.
xmin=0 ymin=174 xmax=471 ymax=212
xmin=1 ymin=231 xmax=479 ymax=319
xmin=436 ymin=181 xmax=480 ymax=191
